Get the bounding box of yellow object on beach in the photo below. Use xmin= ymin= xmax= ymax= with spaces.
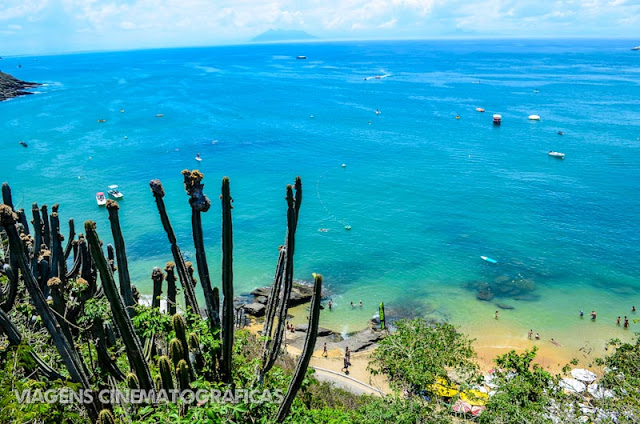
xmin=460 ymin=390 xmax=489 ymax=406
xmin=430 ymin=377 xmax=459 ymax=398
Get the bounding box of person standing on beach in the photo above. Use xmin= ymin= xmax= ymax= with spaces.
xmin=342 ymin=355 xmax=349 ymax=373
xmin=322 ymin=343 xmax=328 ymax=357
xmin=528 ymin=329 xmax=533 ymax=339
xmin=624 ymin=317 xmax=629 ymax=328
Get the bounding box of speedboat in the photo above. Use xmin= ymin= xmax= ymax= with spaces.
xmin=493 ymin=114 xmax=502 ymax=125
xmin=548 ymin=151 xmax=565 ymax=159
xmin=107 ymin=185 xmax=124 ymax=199
xmin=96 ymin=192 xmax=107 ymax=206
xmin=528 ymin=115 xmax=541 ymax=120
xmin=296 ymin=56 xmax=307 ymax=60
xmin=481 ymin=256 xmax=498 ymax=264
xmin=475 ymin=107 xmax=485 ymax=112
xmin=632 ymin=46 xmax=640 ymax=51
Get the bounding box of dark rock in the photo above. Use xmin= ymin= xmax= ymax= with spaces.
xmin=336 ymin=328 xmax=385 ymax=352
xmin=476 ymin=289 xmax=494 ymax=301
xmin=243 ymin=303 xmax=266 ymax=317
xmin=0 ymin=71 xmax=39 ymax=102
xmin=250 ymin=282 xmax=316 ymax=307
xmin=496 ymin=302 xmax=515 ymax=310
xmin=294 ymin=324 xmax=334 ymax=337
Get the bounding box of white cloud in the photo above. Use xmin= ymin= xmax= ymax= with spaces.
xmin=0 ymin=0 xmax=50 ymax=21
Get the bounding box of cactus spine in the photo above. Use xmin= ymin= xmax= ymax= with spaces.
xmin=106 ymin=200 xmax=136 ymax=316
xmin=275 ymin=274 xmax=322 ymax=422
xmin=220 ymin=177 xmax=234 ymax=383
xmin=85 ymin=220 xmax=154 ymax=392
xmin=149 ymin=179 xmax=201 ymax=317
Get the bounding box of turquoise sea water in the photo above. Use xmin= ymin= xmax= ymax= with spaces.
xmin=2 ymin=40 xmax=639 ymax=358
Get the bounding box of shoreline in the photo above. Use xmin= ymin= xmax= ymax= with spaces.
xmin=0 ymin=71 xmax=39 ymax=102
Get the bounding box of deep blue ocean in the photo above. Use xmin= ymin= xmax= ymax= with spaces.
xmin=2 ymin=39 xmax=639 ymax=362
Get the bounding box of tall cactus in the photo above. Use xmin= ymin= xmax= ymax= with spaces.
xmin=30 ymin=203 xmax=43 ymax=275
xmin=106 ymin=200 xmax=135 ymax=316
xmin=149 ymin=179 xmax=201 ymax=317
xmin=172 ymin=313 xmax=195 ymax=379
xmin=220 ymin=177 xmax=234 ymax=383
xmin=275 ymin=274 xmax=323 ymax=422
xmin=1 ymin=182 xmax=14 ymax=209
xmin=182 ymin=170 xmax=220 ymax=331
xmin=151 ymin=267 xmax=164 ymax=310
xmin=85 ymin=220 xmax=154 ymax=392
xmin=165 ymin=262 xmax=177 ymax=315
xmin=48 ymin=206 xmax=65 ymax=281
xmin=0 ymin=204 xmax=100 ymax=421
xmin=157 ymin=355 xmax=174 ymax=392
xmin=169 ymin=338 xmax=184 ymax=367
xmin=98 ymin=409 xmax=117 ymax=424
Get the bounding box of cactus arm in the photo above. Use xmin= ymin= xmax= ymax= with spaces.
xmin=84 ymin=220 xmax=154 ymax=392
xmin=149 ymin=179 xmax=201 ymax=316
xmin=220 ymin=177 xmax=234 ymax=383
xmin=41 ymin=205 xmax=51 ymax=249
xmin=275 ymin=274 xmax=322 ymax=422
xmin=106 ymin=200 xmax=135 ymax=316
xmin=63 ymin=218 xmax=75 ymax=260
xmin=165 ymin=263 xmax=177 ymax=315
xmin=151 ymin=267 xmax=164 ymax=309
xmin=1 ymin=183 xmax=14 ymax=210
xmin=30 ymin=203 xmax=43 ymax=276
xmin=0 ymin=205 xmax=100 ymax=421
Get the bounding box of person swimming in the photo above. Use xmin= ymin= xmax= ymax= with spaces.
xmin=579 ymin=310 xmax=584 ymax=318
xmin=591 ymin=310 xmax=597 ymax=320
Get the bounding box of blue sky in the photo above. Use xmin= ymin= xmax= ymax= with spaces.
xmin=1 ymin=0 xmax=639 ymax=55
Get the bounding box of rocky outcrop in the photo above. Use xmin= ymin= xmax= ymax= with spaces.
xmin=294 ymin=323 xmax=334 ymax=337
xmin=335 ymin=328 xmax=385 ymax=352
xmin=0 ymin=71 xmax=39 ymax=102
xmin=250 ymin=282 xmax=317 ymax=307
xmin=243 ymin=303 xmax=266 ymax=317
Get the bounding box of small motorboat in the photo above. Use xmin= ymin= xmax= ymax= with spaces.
xmin=375 ymin=109 xmax=381 ymax=115
xmin=631 ymin=46 xmax=640 ymax=51
xmin=296 ymin=56 xmax=307 ymax=60
xmin=475 ymin=107 xmax=485 ymax=112
xmin=528 ymin=114 xmax=541 ymax=121
xmin=96 ymin=192 xmax=107 ymax=206
xmin=156 ymin=113 xmax=164 ymax=118
xmin=492 ymin=114 xmax=502 ymax=125
xmin=97 ymin=119 xmax=106 ymax=123
xmin=344 ymin=225 xmax=352 ymax=230
xmin=107 ymin=185 xmax=124 ymax=199
xmin=481 ymin=256 xmax=498 ymax=264
xmin=19 ymin=141 xmax=28 ymax=148
xmin=548 ymin=151 xmax=565 ymax=159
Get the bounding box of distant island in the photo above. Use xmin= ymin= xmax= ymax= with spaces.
xmin=251 ymin=29 xmax=317 ymax=42
xmin=0 ymin=71 xmax=39 ymax=101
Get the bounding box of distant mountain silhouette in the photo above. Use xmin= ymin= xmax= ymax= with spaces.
xmin=251 ymin=29 xmax=317 ymax=42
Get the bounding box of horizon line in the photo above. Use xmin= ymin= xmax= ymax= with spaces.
xmin=2 ymin=36 xmax=639 ymax=59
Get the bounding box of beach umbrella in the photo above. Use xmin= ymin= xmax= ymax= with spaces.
xmin=429 ymin=377 xmax=459 ymax=398
xmin=452 ymin=399 xmax=472 ymax=414
xmin=560 ymin=378 xmax=586 ymax=394
xmin=471 ymin=405 xmax=486 ymax=417
xmin=460 ymin=389 xmax=490 ymax=406
xmin=587 ymin=384 xmax=614 ymax=400
xmin=571 ymin=368 xmax=597 ymax=383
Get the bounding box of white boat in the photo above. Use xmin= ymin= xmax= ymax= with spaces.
xmin=548 ymin=151 xmax=565 ymax=159
xmin=195 ymin=153 xmax=202 ymax=162
xmin=631 ymin=46 xmax=640 ymax=51
xmin=96 ymin=192 xmax=107 ymax=206
xmin=492 ymin=114 xmax=502 ymax=125
xmin=475 ymin=107 xmax=485 ymax=112
xmin=107 ymin=185 xmax=124 ymax=199
xmin=528 ymin=114 xmax=540 ymax=120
